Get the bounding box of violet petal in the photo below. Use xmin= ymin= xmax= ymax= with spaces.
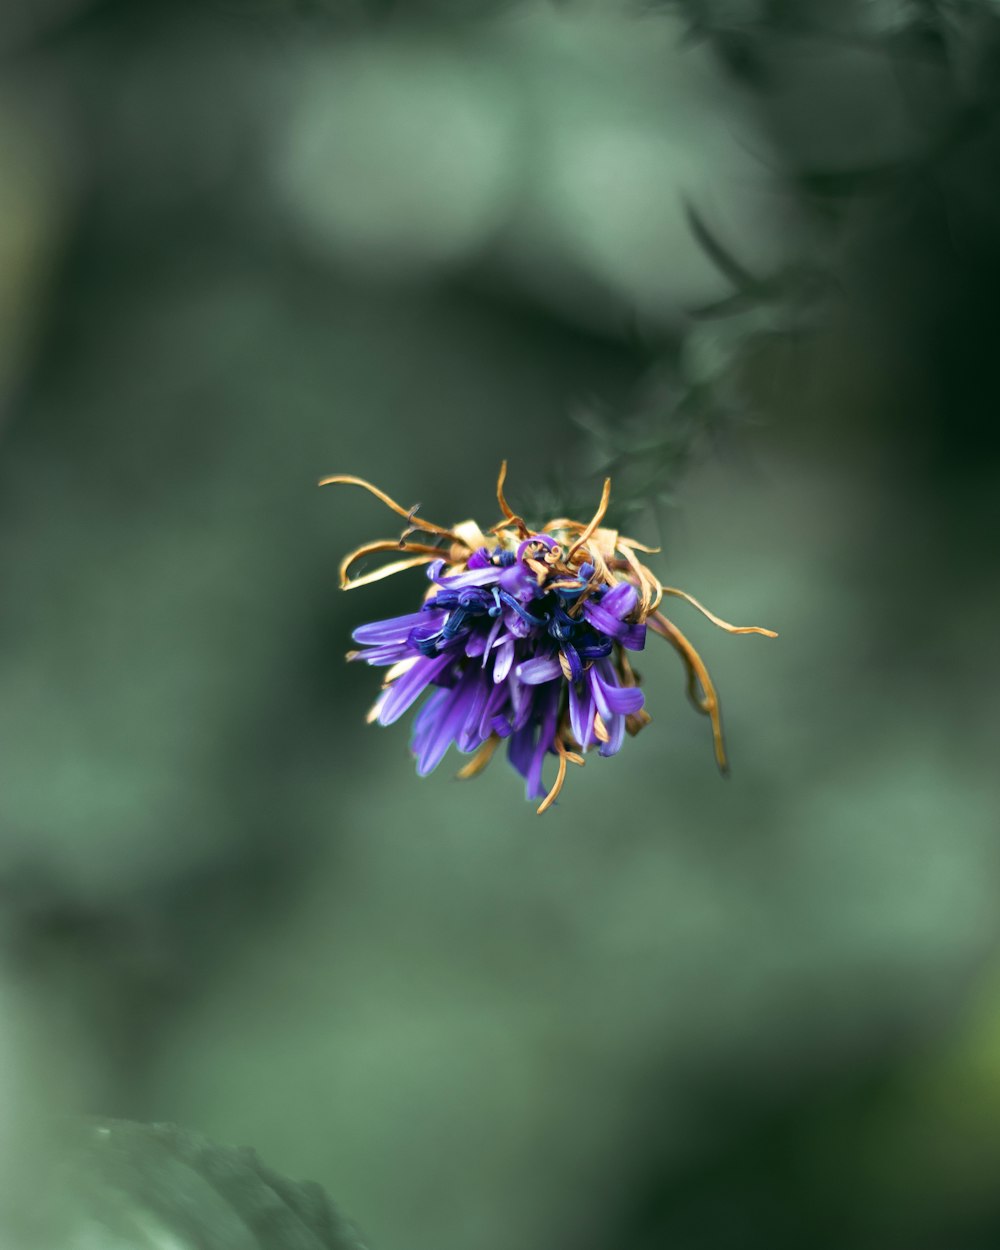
xmin=353 ymin=610 xmax=445 ymax=646
xmin=378 ymin=653 xmax=451 ymax=725
xmin=516 ymin=656 xmax=562 ymax=685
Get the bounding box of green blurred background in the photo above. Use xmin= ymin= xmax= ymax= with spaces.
xmin=2 ymin=1 xmax=1000 ymax=1247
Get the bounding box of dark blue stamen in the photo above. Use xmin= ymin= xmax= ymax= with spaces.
xmin=576 ymin=637 xmax=614 ymax=659
xmin=424 ymin=591 xmax=459 ymax=611
xmin=498 ymin=590 xmax=548 ymax=628
xmin=458 ymin=589 xmax=491 ymax=611
xmin=442 ymin=608 xmax=469 ymax=639
xmin=561 ymin=642 xmax=583 ymax=682
xmin=548 ymin=606 xmax=580 ymax=642
xmin=409 ymin=626 xmax=444 ymax=656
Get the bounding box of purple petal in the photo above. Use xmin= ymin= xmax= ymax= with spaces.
xmin=621 ymin=623 xmax=647 ymax=651
xmin=516 ymin=656 xmax=562 ymax=685
xmin=581 ymin=600 xmax=631 ymax=640
xmin=493 ymin=637 xmax=515 ymax=683
xmin=516 ymin=534 xmax=558 ymax=562
xmin=568 ymin=681 xmax=595 ymax=749
xmin=526 ymin=685 xmax=559 ymax=799
xmin=415 ymin=679 xmax=477 ymax=775
xmin=508 ymin=672 xmax=534 ymax=730
xmin=599 ymin=712 xmax=626 ymax=758
xmin=481 ymin=613 xmax=503 ymax=667
xmin=434 ymin=566 xmax=502 ymax=588
xmin=411 ymin=687 xmax=450 ymax=753
xmin=353 ymin=610 xmax=445 ymax=646
xmin=352 ymin=642 xmax=416 ymax=666
xmin=507 ymin=723 xmax=535 ymax=781
xmin=457 ymin=674 xmax=491 ymax=751
xmin=600 ymin=682 xmax=645 ymax=716
xmin=498 ymin=565 xmax=538 ymax=600
xmin=588 ymin=659 xmax=645 ymax=720
xmin=502 ymin=606 xmax=533 ymax=639
xmin=477 ymin=681 xmax=509 ymax=740
xmin=601 ymin=583 xmax=638 ymax=618
xmin=377 ymin=654 xmax=451 ymax=725
xmin=465 ymin=631 xmax=488 ymax=658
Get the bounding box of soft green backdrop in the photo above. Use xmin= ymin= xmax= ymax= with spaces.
xmin=2 ymin=3 xmax=1000 ymax=1248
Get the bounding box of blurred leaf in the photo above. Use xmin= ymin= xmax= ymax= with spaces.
xmin=683 ymin=202 xmax=766 ymax=298
xmin=20 ymin=1119 xmax=368 ymax=1250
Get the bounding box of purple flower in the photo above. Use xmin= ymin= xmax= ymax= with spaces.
xmin=350 ymin=549 xmax=647 ymax=807
xmin=323 ymin=464 xmax=777 ymax=812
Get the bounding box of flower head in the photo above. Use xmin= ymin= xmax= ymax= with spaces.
xmin=321 ymin=463 xmax=776 ymax=813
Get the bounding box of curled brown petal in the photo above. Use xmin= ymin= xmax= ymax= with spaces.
xmin=649 ymin=611 xmax=729 ymax=774
xmin=339 ymin=539 xmax=444 ymax=589
xmin=495 ymin=461 xmax=530 ymax=537
xmin=537 ymin=738 xmax=577 ymax=814
xmin=618 ymin=535 xmax=661 ymax=554
xmin=456 ymin=734 xmax=501 ymax=780
xmin=660 ymin=588 xmax=778 ymax=637
xmin=567 ymin=478 xmax=612 ymax=561
xmin=341 ymin=553 xmax=439 ymax=590
xmin=616 ymin=543 xmax=657 ymax=618
xmin=319 ymin=473 xmax=461 ymax=541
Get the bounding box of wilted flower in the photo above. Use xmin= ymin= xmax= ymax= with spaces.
xmin=322 ymin=464 xmax=776 ymax=813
